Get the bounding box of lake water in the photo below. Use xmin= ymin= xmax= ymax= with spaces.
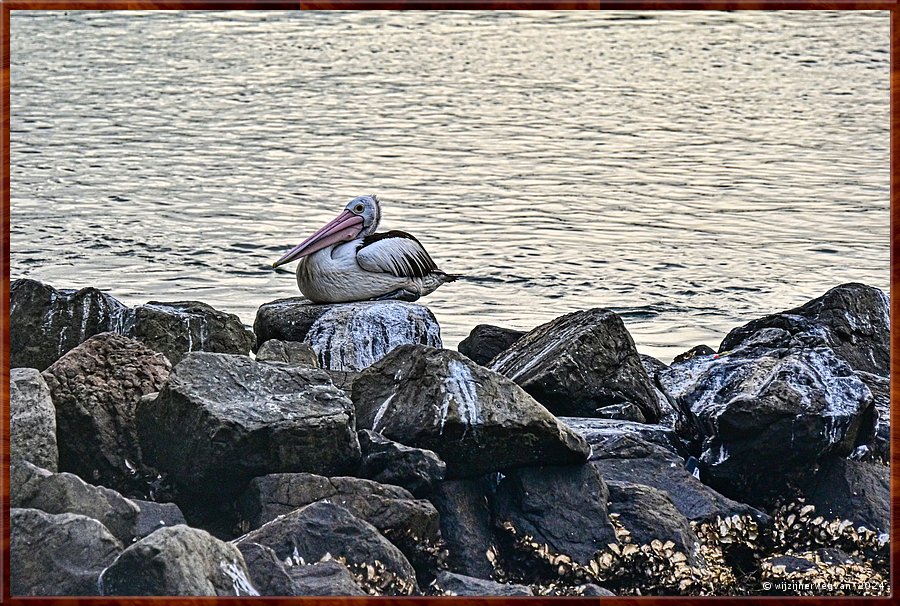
xmin=10 ymin=10 xmax=889 ymax=362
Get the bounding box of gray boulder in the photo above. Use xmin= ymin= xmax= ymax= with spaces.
xmin=11 ymin=460 xmax=140 ymax=544
xmin=287 ymin=560 xmax=366 ymax=596
xmin=492 ymin=464 xmax=616 ymax=565
xmin=457 ymin=324 xmax=526 ymax=366
xmin=100 ymin=525 xmax=258 ymax=596
xmin=132 ymin=499 xmax=188 ymax=539
xmin=137 ymin=353 xmax=360 ymax=502
xmin=719 ymin=283 xmax=889 ymax=376
xmin=254 ymin=298 xmax=442 ymax=371
xmin=11 ymin=508 xmax=122 ymax=596
xmin=357 ymin=429 xmax=447 ymax=496
xmin=432 ymin=571 xmax=533 ymax=596
xmin=489 ymin=308 xmax=661 ymax=422
xmin=236 ymin=501 xmax=418 ymax=595
xmin=42 ymin=332 xmax=171 ymax=492
xmin=236 ymin=541 xmax=295 ymax=596
xmin=256 ymin=339 xmax=318 ymax=366
xmin=659 ymin=345 xmax=875 ymax=505
xmin=10 ymin=278 xmax=129 ymax=371
xmin=352 ymin=345 xmax=590 ymax=478
xmin=10 ymin=368 xmax=58 ymax=470
xmin=428 ymin=476 xmax=498 ymax=579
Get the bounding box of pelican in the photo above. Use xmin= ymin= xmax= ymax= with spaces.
xmin=272 ymin=195 xmax=458 ymax=303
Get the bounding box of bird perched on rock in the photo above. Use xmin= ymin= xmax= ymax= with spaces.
xmin=273 ymin=194 xmax=458 ymax=303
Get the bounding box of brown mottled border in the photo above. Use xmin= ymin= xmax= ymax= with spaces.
xmin=1 ymin=2 xmax=895 ymax=604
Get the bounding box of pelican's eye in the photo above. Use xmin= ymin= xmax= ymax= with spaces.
xmin=354 ymin=204 xmax=365 ymax=213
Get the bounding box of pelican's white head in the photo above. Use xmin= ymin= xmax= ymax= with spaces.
xmin=345 ymin=194 xmax=381 ymax=237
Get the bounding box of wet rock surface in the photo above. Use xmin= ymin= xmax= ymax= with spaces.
xmin=457 ymin=324 xmax=526 ymax=366
xmin=490 ymin=308 xmax=661 ymax=422
xmin=353 ymin=344 xmax=590 ymax=477
xmin=254 ymin=298 xmax=442 ymax=371
xmin=10 ymin=368 xmax=59 ymax=470
xmin=42 ymin=332 xmax=171 ymax=494
xmin=137 ymin=353 xmax=359 ymax=504
xmin=357 ymin=429 xmax=447 ymax=496
xmin=11 ymin=507 xmax=122 ymax=596
xmin=256 ymin=338 xmax=318 ymax=366
xmin=432 ymin=571 xmax=533 ymax=596
xmin=100 ymin=525 xmax=257 ymax=596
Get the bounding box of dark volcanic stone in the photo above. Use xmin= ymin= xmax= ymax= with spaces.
xmin=127 ymin=301 xmax=254 ymax=365
xmin=42 ymin=332 xmax=171 ymax=493
xmin=10 ymin=278 xmax=129 ymax=371
xmin=131 ymin=499 xmax=188 ymax=539
xmin=352 ymin=344 xmax=590 ymax=478
xmin=10 ymin=368 xmax=58 ymax=471
xmin=428 ymin=477 xmax=498 ymax=579
xmin=137 ymin=353 xmax=360 ymax=504
xmin=254 ymin=298 xmax=442 ymax=371
xmin=256 ymin=339 xmax=318 ymax=366
xmin=100 ymin=525 xmax=257 ymax=596
xmin=719 ymin=283 xmax=889 ymax=376
xmin=11 ymin=460 xmax=140 ymax=544
xmin=287 ymin=560 xmax=366 ymax=596
xmin=432 ymin=571 xmax=533 ymax=596
xmin=489 ymin=308 xmax=661 ymax=422
xmin=492 ymin=464 xmax=616 ymax=565
xmin=800 ymin=458 xmax=890 ymax=534
xmin=11 ymin=507 xmax=122 ymax=596
xmin=357 ymin=429 xmax=447 ymax=496
xmin=236 ymin=542 xmax=295 ymax=596
xmin=457 ymin=324 xmax=526 ymax=366
xmin=237 ymin=501 xmax=418 ymax=595
xmin=659 ymin=345 xmax=875 ymax=505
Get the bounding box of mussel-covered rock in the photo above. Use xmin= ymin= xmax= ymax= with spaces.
xmin=42 ymin=332 xmax=171 ymax=493
xmin=100 ymin=525 xmax=258 ymax=596
xmin=12 ymin=460 xmax=140 ymax=544
xmin=236 ymin=501 xmax=418 ymax=596
xmin=659 ymin=346 xmax=874 ymax=505
xmin=287 ymin=559 xmax=367 ymax=596
xmin=719 ymin=283 xmax=889 ymax=377
xmin=10 ymin=368 xmax=58 ymax=471
xmin=352 ymin=345 xmax=590 ymax=478
xmin=10 ymin=278 xmax=129 ymax=371
xmin=799 ymin=458 xmax=890 ymax=534
xmin=489 ymin=308 xmax=661 ymax=422
xmin=137 ymin=353 xmax=360 ymax=505
xmin=11 ymin=508 xmax=122 ymax=596
xmin=428 ymin=476 xmax=498 ymax=579
xmin=458 ymin=324 xmax=526 ymax=366
xmin=431 ymin=571 xmax=533 ymax=596
xmin=492 ymin=464 xmax=616 ymax=565
xmin=256 ymin=339 xmax=318 ymax=366
xmin=357 ymin=429 xmax=447 ymax=496
xmin=254 ymin=298 xmax=442 ymax=371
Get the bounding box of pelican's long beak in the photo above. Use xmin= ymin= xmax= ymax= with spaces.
xmin=272 ymin=210 xmax=364 ymax=268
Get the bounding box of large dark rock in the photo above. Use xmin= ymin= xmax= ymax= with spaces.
xmin=11 ymin=508 xmax=122 ymax=596
xmin=492 ymin=464 xmax=616 ymax=565
xmin=357 ymin=429 xmax=447 ymax=496
xmin=432 ymin=571 xmax=533 ymax=596
xmin=100 ymin=525 xmax=258 ymax=596
xmin=458 ymin=324 xmax=526 ymax=366
xmin=256 ymin=339 xmax=318 ymax=366
xmin=236 ymin=501 xmax=418 ymax=595
xmin=10 ymin=368 xmax=58 ymax=470
xmin=606 ymin=482 xmax=706 ymax=567
xmin=854 ymin=371 xmax=889 ymax=463
xmin=127 ymin=301 xmax=254 ymax=365
xmin=799 ymin=458 xmax=890 ymax=534
xmin=42 ymin=332 xmax=171 ymax=492
xmin=236 ymin=542 xmax=295 ymax=596
xmin=131 ymin=499 xmax=188 ymax=540
xmin=719 ymin=283 xmax=889 ymax=376
xmin=11 ymin=460 xmax=140 ymax=544
xmin=428 ymin=476 xmax=498 ymax=579
xmin=10 ymin=278 xmax=129 ymax=371
xmin=287 ymin=560 xmax=366 ymax=596
xmin=254 ymin=298 xmax=442 ymax=371
xmin=137 ymin=353 xmax=360 ymax=505
xmin=588 ymin=433 xmax=766 ymax=524
xmin=353 ymin=345 xmax=590 ymax=478
xmin=659 ymin=345 xmax=875 ymax=505
xmin=489 ymin=308 xmax=661 ymax=422
xmin=560 ymin=417 xmax=682 ymax=458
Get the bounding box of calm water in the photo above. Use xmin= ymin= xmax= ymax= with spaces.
xmin=10 ymin=11 xmax=889 ymax=361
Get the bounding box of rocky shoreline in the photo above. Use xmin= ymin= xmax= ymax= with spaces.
xmin=9 ymin=278 xmax=890 ymax=596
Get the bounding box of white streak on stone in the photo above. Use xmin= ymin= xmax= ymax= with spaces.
xmin=372 ymin=393 xmax=394 ymax=432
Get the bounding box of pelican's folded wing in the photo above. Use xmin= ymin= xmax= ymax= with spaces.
xmin=356 ymin=231 xmax=439 ymax=278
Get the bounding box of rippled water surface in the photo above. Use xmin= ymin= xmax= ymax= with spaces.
xmin=10 ymin=10 xmax=889 ymax=361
